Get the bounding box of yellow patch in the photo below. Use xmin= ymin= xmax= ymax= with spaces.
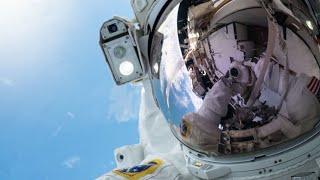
xmin=194 ymin=162 xmax=203 ymax=167
xmin=112 ymin=159 xmax=163 ymax=180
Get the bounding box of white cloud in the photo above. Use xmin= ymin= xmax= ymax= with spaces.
xmin=67 ymin=112 xmax=75 ymax=119
xmin=52 ymin=122 xmax=64 ymax=137
xmin=157 ymin=5 xmax=203 ymax=111
xmin=106 ymin=84 xmax=142 ymax=123
xmin=62 ymin=156 xmax=80 ymax=169
xmin=0 ymin=77 xmax=15 ymax=86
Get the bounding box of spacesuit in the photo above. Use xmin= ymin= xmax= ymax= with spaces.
xmin=96 ymin=68 xmax=245 ymax=180
xmin=181 ymin=59 xmax=320 ymax=153
xmin=179 ymin=61 xmax=252 ymax=152
xmin=97 ymin=80 xmax=197 ymax=180
xmin=97 ymin=59 xmax=320 ymax=180
xmin=98 ymin=0 xmax=320 ymax=179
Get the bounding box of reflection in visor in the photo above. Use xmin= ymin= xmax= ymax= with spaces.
xmin=150 ymin=0 xmax=320 ymax=155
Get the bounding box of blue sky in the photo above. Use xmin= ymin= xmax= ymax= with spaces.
xmin=0 ymin=0 xmax=141 ymax=179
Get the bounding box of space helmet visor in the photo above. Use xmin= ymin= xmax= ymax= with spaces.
xmin=149 ymin=0 xmax=320 ymax=156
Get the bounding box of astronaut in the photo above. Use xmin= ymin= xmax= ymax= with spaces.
xmin=97 ymin=0 xmax=320 ymax=179
xmin=179 ymin=61 xmax=253 ymax=152
xmin=180 ymin=58 xmax=320 ymax=154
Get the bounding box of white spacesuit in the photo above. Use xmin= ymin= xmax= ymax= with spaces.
xmin=98 ymin=0 xmax=320 ymax=179
xmin=181 ymin=59 xmax=320 ymax=153
xmin=98 ymin=63 xmax=320 ymax=180
xmin=97 ymin=80 xmax=196 ymax=180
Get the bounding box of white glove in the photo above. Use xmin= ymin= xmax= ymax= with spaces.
xmin=244 ymin=57 xmax=284 ymax=95
xmin=180 ymin=112 xmax=221 ymax=152
xmin=179 ymin=80 xmax=231 ymax=152
xmin=222 ymin=61 xmax=254 ymax=95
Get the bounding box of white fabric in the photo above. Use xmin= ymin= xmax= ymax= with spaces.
xmin=138 ymin=81 xmax=180 ymax=156
xmin=97 ymin=80 xmax=197 ymax=180
xmin=286 ymin=74 xmax=320 ymax=133
xmin=198 ymin=80 xmax=232 ymax=119
xmin=138 ymin=80 xmax=196 ymax=179
xmin=114 ymin=144 xmax=144 ymax=169
xmin=181 ymin=80 xmax=233 ymax=152
xmin=253 ymin=59 xmax=320 ymax=137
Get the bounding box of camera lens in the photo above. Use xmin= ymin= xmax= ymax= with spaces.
xmin=107 ymin=23 xmax=118 ymax=33
xmin=230 ymin=67 xmax=239 ymax=78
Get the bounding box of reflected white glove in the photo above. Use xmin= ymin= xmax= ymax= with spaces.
xmin=179 ymin=80 xmax=231 ymax=152
xmin=244 ymin=57 xmax=285 ymax=95
xmin=222 ymin=61 xmax=254 ymax=95
xmin=244 ymin=58 xmax=264 ymax=79
xmin=180 ymin=113 xmax=221 ymax=152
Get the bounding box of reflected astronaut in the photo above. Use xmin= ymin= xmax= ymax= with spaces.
xmin=180 ymin=61 xmax=253 ymax=152
xmin=98 ymin=0 xmax=320 ymax=179
xmin=181 ymin=55 xmax=320 ymax=154
xmin=178 ymin=0 xmax=320 ymax=154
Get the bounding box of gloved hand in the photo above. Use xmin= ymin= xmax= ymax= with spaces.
xmin=243 ymin=57 xmax=264 ymax=79
xmin=221 ymin=61 xmax=254 ymax=95
xmin=180 ymin=112 xmax=221 ymax=152
xmin=244 ymin=56 xmax=291 ymax=97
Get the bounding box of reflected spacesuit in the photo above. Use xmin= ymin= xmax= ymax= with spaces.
xmin=98 ymin=0 xmax=320 ymax=179
xmin=180 ymin=61 xmax=252 ymax=152
xmin=181 ymin=58 xmax=320 ymax=154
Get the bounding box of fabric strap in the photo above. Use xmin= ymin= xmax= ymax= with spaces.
xmin=246 ymin=0 xmax=278 ymax=107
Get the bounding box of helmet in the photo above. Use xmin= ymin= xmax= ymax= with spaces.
xmin=101 ymin=0 xmax=320 ymax=179
xmin=147 ymin=0 xmax=320 ymax=151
